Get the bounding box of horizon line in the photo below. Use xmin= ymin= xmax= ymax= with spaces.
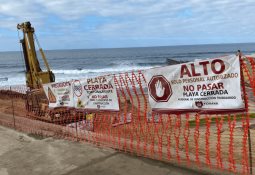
xmin=0 ymin=41 xmax=255 ymax=53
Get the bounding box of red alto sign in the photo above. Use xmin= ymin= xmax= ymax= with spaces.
xmin=148 ymin=75 xmax=172 ymax=102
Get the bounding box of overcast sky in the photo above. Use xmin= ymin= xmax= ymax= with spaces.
xmin=0 ymin=0 xmax=254 ymax=51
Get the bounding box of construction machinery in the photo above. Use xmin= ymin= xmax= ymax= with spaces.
xmin=17 ymin=21 xmax=56 ymax=118
xmin=17 ymin=21 xmax=80 ymax=122
xmin=17 ymin=21 xmax=55 ymax=89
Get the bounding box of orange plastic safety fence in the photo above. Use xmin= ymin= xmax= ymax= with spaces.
xmin=0 ymin=59 xmax=255 ymax=175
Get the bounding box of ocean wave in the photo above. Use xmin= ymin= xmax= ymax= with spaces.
xmin=0 ymin=76 xmax=26 ymax=86
xmin=108 ymin=62 xmax=165 ymax=67
xmin=52 ymin=66 xmax=154 ymax=75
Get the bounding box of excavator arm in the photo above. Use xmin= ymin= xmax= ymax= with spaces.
xmin=17 ymin=21 xmax=55 ymax=89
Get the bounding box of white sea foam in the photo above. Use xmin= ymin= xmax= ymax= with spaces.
xmin=0 ymin=76 xmax=26 ymax=86
xmin=2 ymin=44 xmax=253 ymax=86
xmin=0 ymin=65 xmax=153 ymax=86
xmin=52 ymin=65 xmax=153 ymax=75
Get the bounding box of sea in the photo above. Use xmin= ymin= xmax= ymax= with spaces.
xmin=0 ymin=43 xmax=255 ymax=86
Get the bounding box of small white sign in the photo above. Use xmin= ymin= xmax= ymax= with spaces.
xmin=73 ymin=75 xmax=119 ymax=111
xmin=43 ymin=80 xmax=74 ymax=108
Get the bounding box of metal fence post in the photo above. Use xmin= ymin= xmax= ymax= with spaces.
xmin=10 ymin=86 xmax=16 ymax=129
xmin=75 ymin=111 xmax=78 ymax=141
xmin=0 ymin=78 xmax=15 ymax=128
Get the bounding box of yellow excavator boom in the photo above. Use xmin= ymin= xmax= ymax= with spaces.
xmin=17 ymin=21 xmax=55 ymax=89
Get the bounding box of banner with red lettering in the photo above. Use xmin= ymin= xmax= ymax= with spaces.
xmin=43 ymin=80 xmax=74 ymax=108
xmin=144 ymin=55 xmax=245 ymax=113
xmin=73 ymin=75 xmax=119 ymax=111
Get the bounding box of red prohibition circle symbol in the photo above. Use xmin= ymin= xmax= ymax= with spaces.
xmin=73 ymin=80 xmax=83 ymax=97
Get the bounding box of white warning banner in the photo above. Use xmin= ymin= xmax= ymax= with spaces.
xmin=43 ymin=81 xmax=74 ymax=108
xmin=73 ymin=75 xmax=119 ymax=111
xmin=144 ymin=55 xmax=245 ymax=113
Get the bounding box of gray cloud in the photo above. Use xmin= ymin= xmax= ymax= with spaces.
xmin=0 ymin=0 xmax=255 ymax=50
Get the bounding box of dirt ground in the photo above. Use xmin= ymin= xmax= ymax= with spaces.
xmin=0 ymin=88 xmax=254 ymax=174
xmin=0 ymin=125 xmax=212 ymax=175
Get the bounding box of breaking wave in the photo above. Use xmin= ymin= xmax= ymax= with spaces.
xmin=52 ymin=66 xmax=155 ymax=75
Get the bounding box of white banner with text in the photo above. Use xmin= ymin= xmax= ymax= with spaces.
xmin=43 ymin=80 xmax=74 ymax=108
xmin=73 ymin=75 xmax=119 ymax=111
xmin=144 ymin=55 xmax=245 ymax=113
